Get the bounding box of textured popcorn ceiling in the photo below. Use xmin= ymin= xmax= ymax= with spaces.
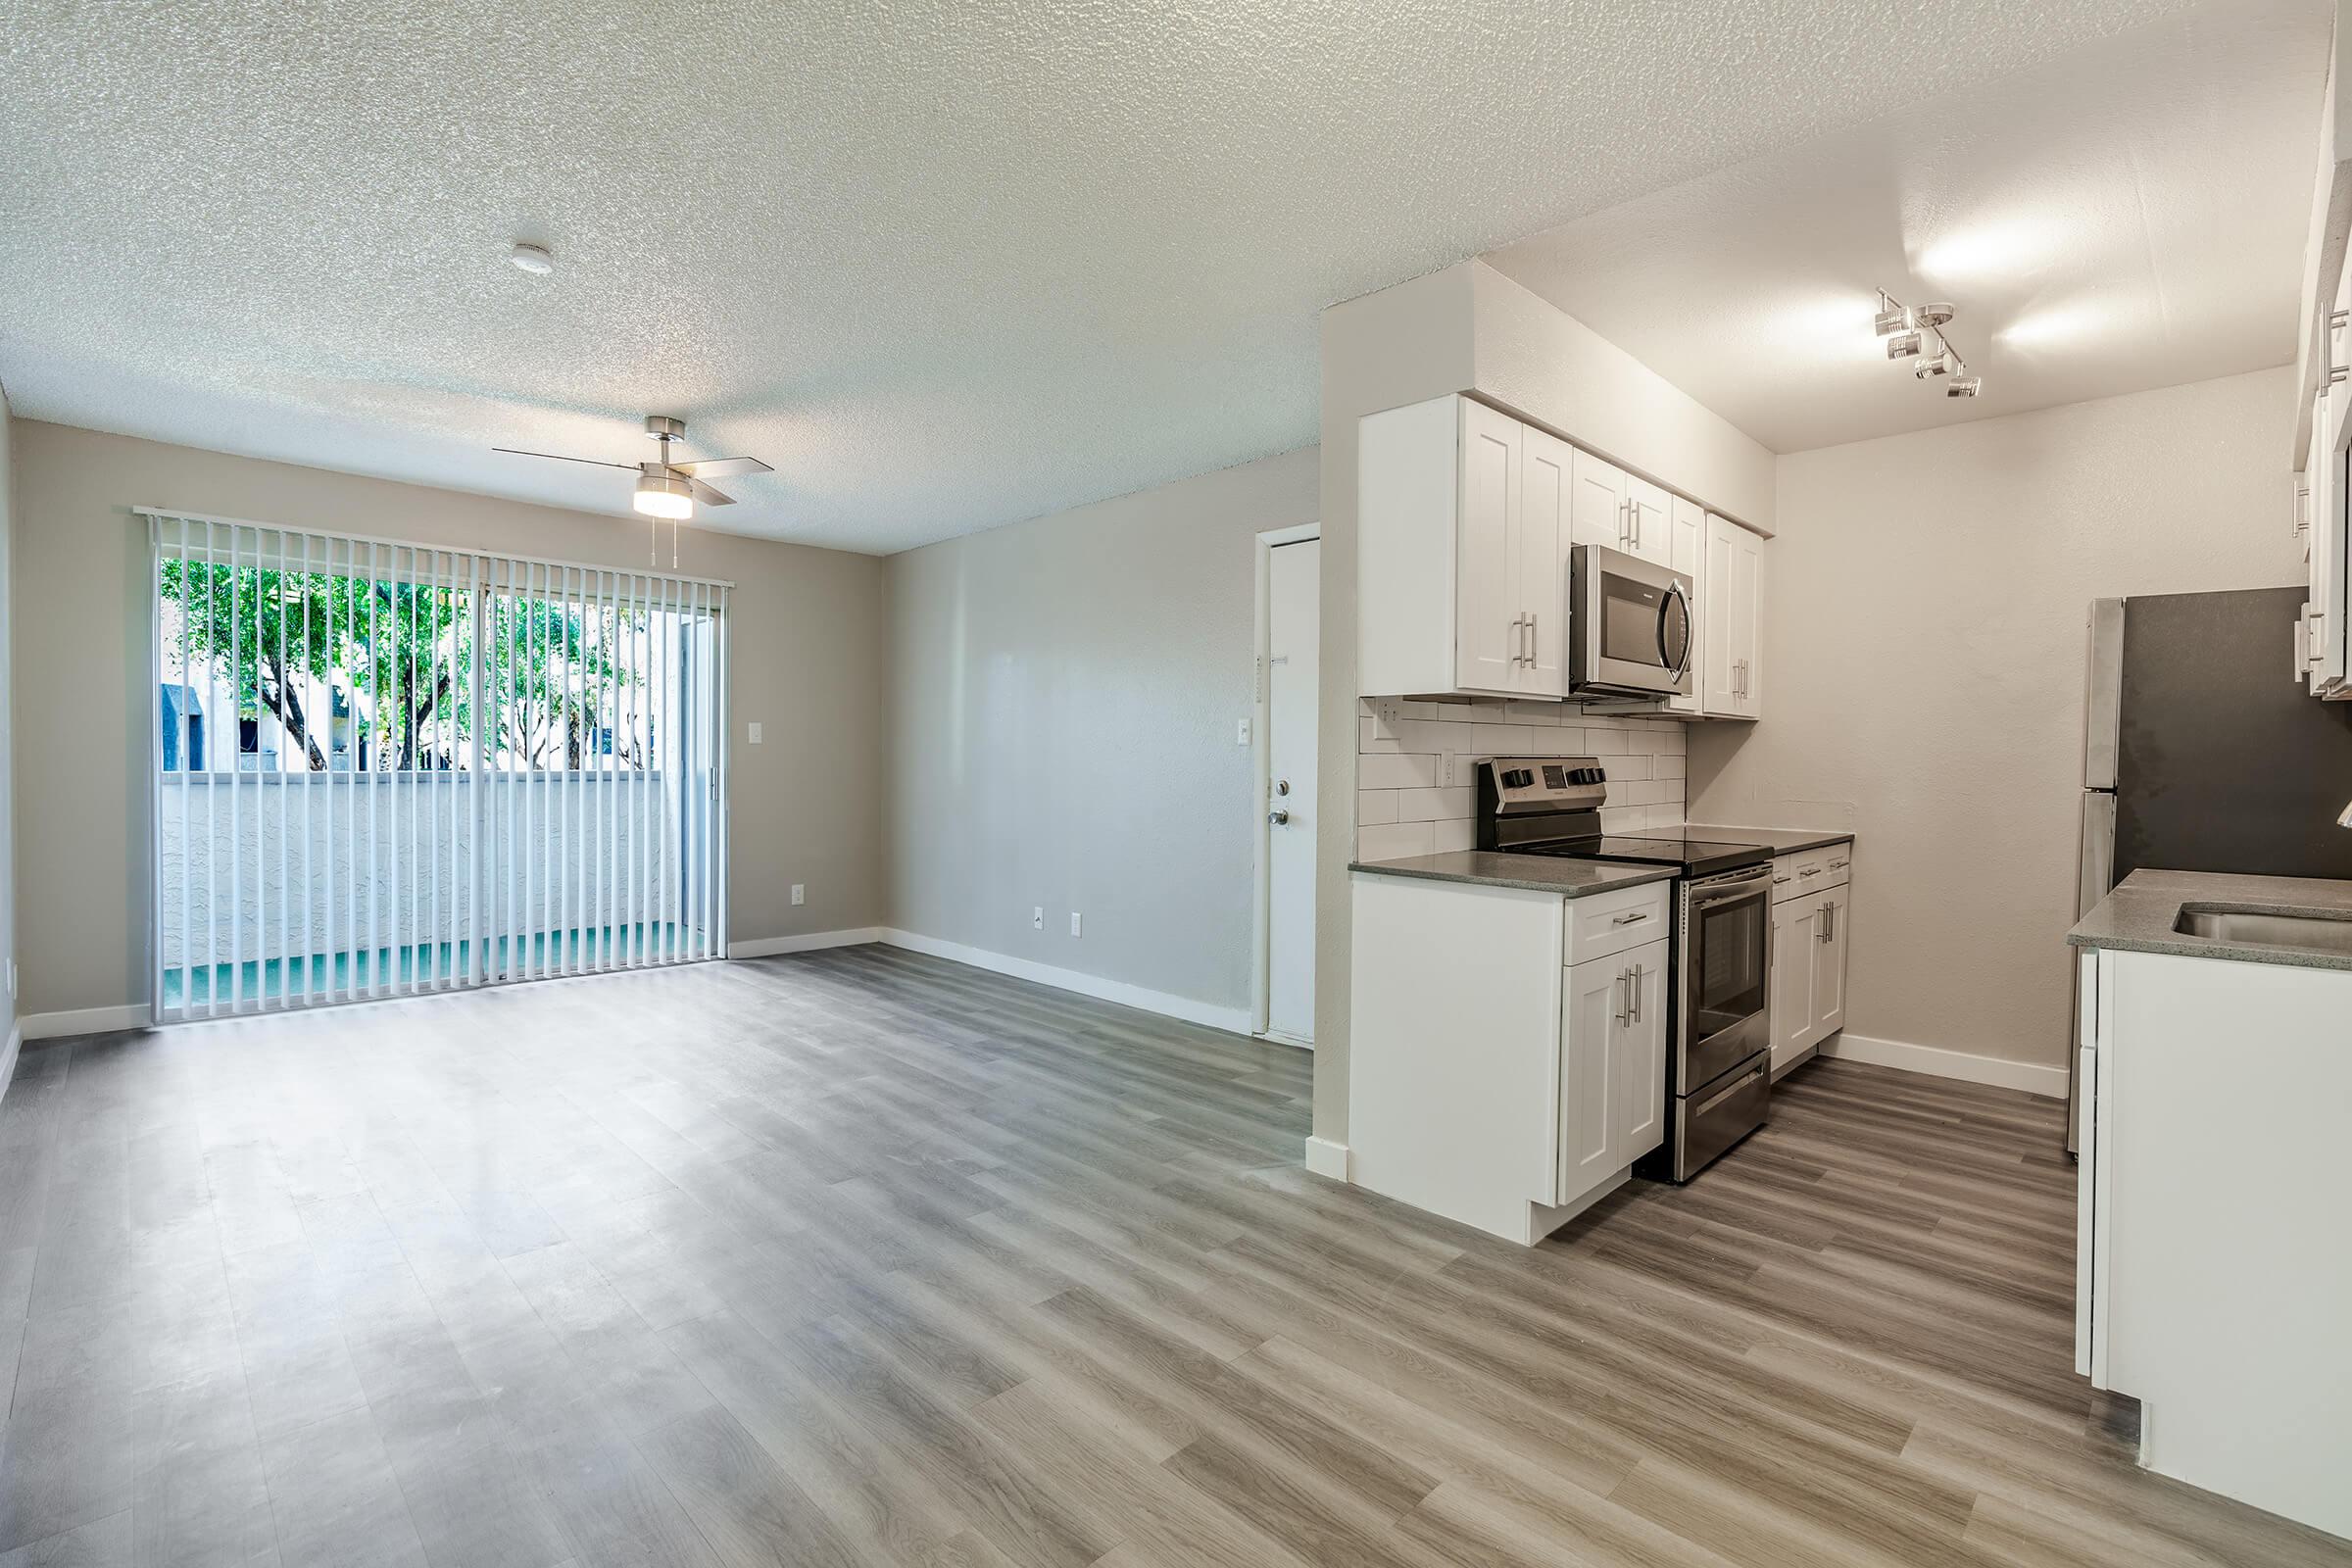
xmin=1487 ymin=0 xmax=2328 ymax=453
xmin=0 ymin=0 xmax=2235 ymax=553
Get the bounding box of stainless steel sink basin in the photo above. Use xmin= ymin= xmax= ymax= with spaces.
xmin=2174 ymin=906 xmax=2352 ymax=956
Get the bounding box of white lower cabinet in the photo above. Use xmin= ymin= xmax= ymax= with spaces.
xmin=1560 ymin=937 xmax=1670 ymax=1207
xmin=1348 ymin=872 xmax=1670 ymax=1246
xmin=1768 ymin=846 xmax=1853 ymax=1071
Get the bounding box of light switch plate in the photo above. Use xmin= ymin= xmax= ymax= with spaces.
xmin=1069 ymin=911 xmax=1083 ymax=937
xmin=1032 ymin=906 xmax=1044 ymax=930
xmin=790 ymin=884 xmax=805 ymax=906
xmin=1235 ymin=718 xmax=1250 ymax=746
xmin=748 ymin=721 xmax=763 ymax=744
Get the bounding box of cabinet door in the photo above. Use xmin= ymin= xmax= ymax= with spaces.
xmin=1560 ymin=956 xmax=1625 ymax=1203
xmin=1770 ymin=895 xmax=1818 ymax=1070
xmin=1811 ymin=891 xmax=1848 ymax=1040
xmin=1615 ymin=941 xmax=1670 ymax=1161
xmin=1455 ymin=400 xmax=1523 ymax=693
xmin=1727 ymin=521 xmax=1764 ymax=718
xmin=1626 ymin=476 xmax=1672 ymax=565
xmin=2309 ymin=394 xmax=2347 ymax=696
xmin=1702 ymin=514 xmax=1740 ymax=712
xmin=1570 ymin=448 xmax=1632 ymax=553
xmin=1665 ymin=498 xmax=1705 ymax=715
xmin=1516 ymin=425 xmax=1571 ymax=697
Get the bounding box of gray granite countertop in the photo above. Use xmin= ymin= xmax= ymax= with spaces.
xmin=1348 ymin=853 xmax=1678 ymax=898
xmin=1676 ymin=824 xmax=1856 ymax=855
xmin=2068 ymin=868 xmax=2352 ymax=971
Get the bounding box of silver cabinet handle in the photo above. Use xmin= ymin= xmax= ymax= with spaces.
xmin=1614 ymin=969 xmax=1630 ymax=1025
xmin=1609 ymin=909 xmax=1649 ymax=926
xmin=1508 ymin=614 xmax=1523 ymax=664
xmin=1829 ymin=857 xmax=1847 ymax=869
xmin=2331 ymin=309 xmax=2349 ymax=386
xmin=1819 ymin=901 xmax=1835 ymax=943
xmin=1627 ymin=962 xmax=1642 ymax=1022
xmin=1268 ymin=808 xmax=1290 ymax=825
xmin=1798 ymin=865 xmax=1822 ymax=878
xmin=1526 ymin=612 xmax=1538 ymax=665
xmin=1773 ymin=874 xmax=1791 ymax=886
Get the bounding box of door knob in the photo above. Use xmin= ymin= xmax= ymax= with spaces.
xmin=1268 ymin=808 xmax=1291 ymax=825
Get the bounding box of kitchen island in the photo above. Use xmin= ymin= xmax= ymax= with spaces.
xmin=2067 ymin=868 xmax=2352 ymax=1539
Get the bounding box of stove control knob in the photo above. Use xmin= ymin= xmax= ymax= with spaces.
xmin=1501 ymin=767 xmax=1536 ymax=789
xmin=1574 ymin=766 xmax=1606 ymax=786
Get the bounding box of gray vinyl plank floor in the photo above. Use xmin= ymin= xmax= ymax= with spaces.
xmin=0 ymin=946 xmax=2342 ymax=1567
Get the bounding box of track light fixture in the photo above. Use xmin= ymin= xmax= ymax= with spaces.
xmin=1873 ymin=289 xmax=1980 ymax=400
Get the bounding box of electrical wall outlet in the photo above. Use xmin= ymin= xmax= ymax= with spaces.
xmin=747 ymin=721 xmax=763 ymax=744
xmin=1368 ymin=697 xmax=1403 ymax=738
xmin=790 ymin=884 xmax=805 ymax=906
xmin=1069 ymin=911 xmax=1083 ymax=938
xmin=1032 ymin=906 xmax=1045 ymax=930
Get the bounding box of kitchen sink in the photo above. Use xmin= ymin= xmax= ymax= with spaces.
xmin=2174 ymin=906 xmax=2352 ymax=956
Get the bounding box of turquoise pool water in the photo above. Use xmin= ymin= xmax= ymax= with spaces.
xmin=161 ymin=923 xmax=704 ymax=1006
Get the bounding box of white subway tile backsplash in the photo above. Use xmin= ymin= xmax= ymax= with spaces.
xmin=1359 ymin=752 xmax=1442 ymax=791
xmin=1354 ymin=697 xmax=1688 ymax=855
xmin=1396 ymin=786 xmax=1474 ymax=822
xmin=1357 ymin=820 xmax=1435 ymax=862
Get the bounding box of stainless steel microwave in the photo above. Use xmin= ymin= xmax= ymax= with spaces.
xmin=1570 ymin=545 xmax=1693 ymax=698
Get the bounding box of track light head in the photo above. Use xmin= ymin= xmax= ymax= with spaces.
xmin=1914 ymin=351 xmax=1952 ymax=379
xmin=1874 ymin=304 xmax=1912 ymax=336
xmin=1946 ymin=375 xmax=1982 ymax=398
xmin=1886 ymin=330 xmax=1922 ymax=359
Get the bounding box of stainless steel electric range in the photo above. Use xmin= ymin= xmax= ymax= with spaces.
xmin=1477 ymin=757 xmax=1774 ymax=1182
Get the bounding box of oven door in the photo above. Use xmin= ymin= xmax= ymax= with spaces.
xmin=1679 ymin=865 xmax=1771 ymax=1092
xmin=1572 ymin=545 xmax=1693 ymax=696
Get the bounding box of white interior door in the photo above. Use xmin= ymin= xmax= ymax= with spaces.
xmin=1266 ymin=538 xmax=1320 ymax=1042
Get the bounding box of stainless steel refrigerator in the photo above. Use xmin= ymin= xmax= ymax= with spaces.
xmin=2070 ymin=588 xmax=2352 ymax=1150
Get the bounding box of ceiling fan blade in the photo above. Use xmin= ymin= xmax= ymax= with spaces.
xmin=492 ymin=447 xmax=639 ymax=471
xmin=671 ymin=455 xmax=772 ymax=479
xmin=685 ymin=477 xmax=737 ymax=507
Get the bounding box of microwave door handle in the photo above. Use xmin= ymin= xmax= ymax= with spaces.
xmin=1660 ymin=580 xmax=1694 ymax=677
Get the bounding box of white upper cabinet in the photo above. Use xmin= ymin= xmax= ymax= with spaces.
xmin=1358 ymin=394 xmax=1758 ymax=708
xmin=1701 ymin=513 xmax=1764 ymax=719
xmin=1455 ymin=399 xmax=1523 ymax=693
xmin=1517 ymin=423 xmax=1571 ymax=697
xmin=1569 ymin=447 xmax=1631 ymax=554
xmin=1625 ymin=475 xmax=1672 ymax=565
xmin=1359 ymin=395 xmax=1568 ymax=699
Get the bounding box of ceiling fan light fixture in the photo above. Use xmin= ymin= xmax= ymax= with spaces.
xmin=633 ymin=472 xmax=694 ymax=520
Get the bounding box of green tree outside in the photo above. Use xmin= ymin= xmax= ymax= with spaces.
xmin=159 ymin=562 xmax=641 ymax=771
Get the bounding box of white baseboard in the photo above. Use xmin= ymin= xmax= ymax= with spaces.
xmin=877 ymin=929 xmax=1252 ymax=1036
xmin=1819 ymin=1032 xmax=2068 ymax=1100
xmin=1303 ymin=1135 xmax=1349 ymax=1180
xmin=728 ymin=928 xmax=882 ymax=959
xmin=1256 ymin=1028 xmax=1314 ymax=1052
xmin=0 ymin=1024 xmax=19 ymax=1107
xmin=23 ymin=1004 xmax=152 ymax=1041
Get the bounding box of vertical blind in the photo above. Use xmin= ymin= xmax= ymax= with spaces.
xmin=146 ymin=510 xmax=730 ymax=1023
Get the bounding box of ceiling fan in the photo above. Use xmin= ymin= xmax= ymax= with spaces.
xmin=495 ymin=415 xmax=772 ymax=562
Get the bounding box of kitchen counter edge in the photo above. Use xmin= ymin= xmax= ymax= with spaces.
xmin=1348 ymin=855 xmax=1680 ymax=898
xmin=2067 ymin=867 xmax=2352 ymax=972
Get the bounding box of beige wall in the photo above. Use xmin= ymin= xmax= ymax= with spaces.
xmin=885 ymin=448 xmax=1318 ymax=1020
xmin=1689 ymin=366 xmax=2304 ymax=1073
xmin=11 ymin=422 xmax=888 ymax=1019
xmin=0 ymin=389 xmax=16 ymax=1051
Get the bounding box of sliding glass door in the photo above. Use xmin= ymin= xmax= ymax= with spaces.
xmin=147 ymin=511 xmax=729 ymax=1022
